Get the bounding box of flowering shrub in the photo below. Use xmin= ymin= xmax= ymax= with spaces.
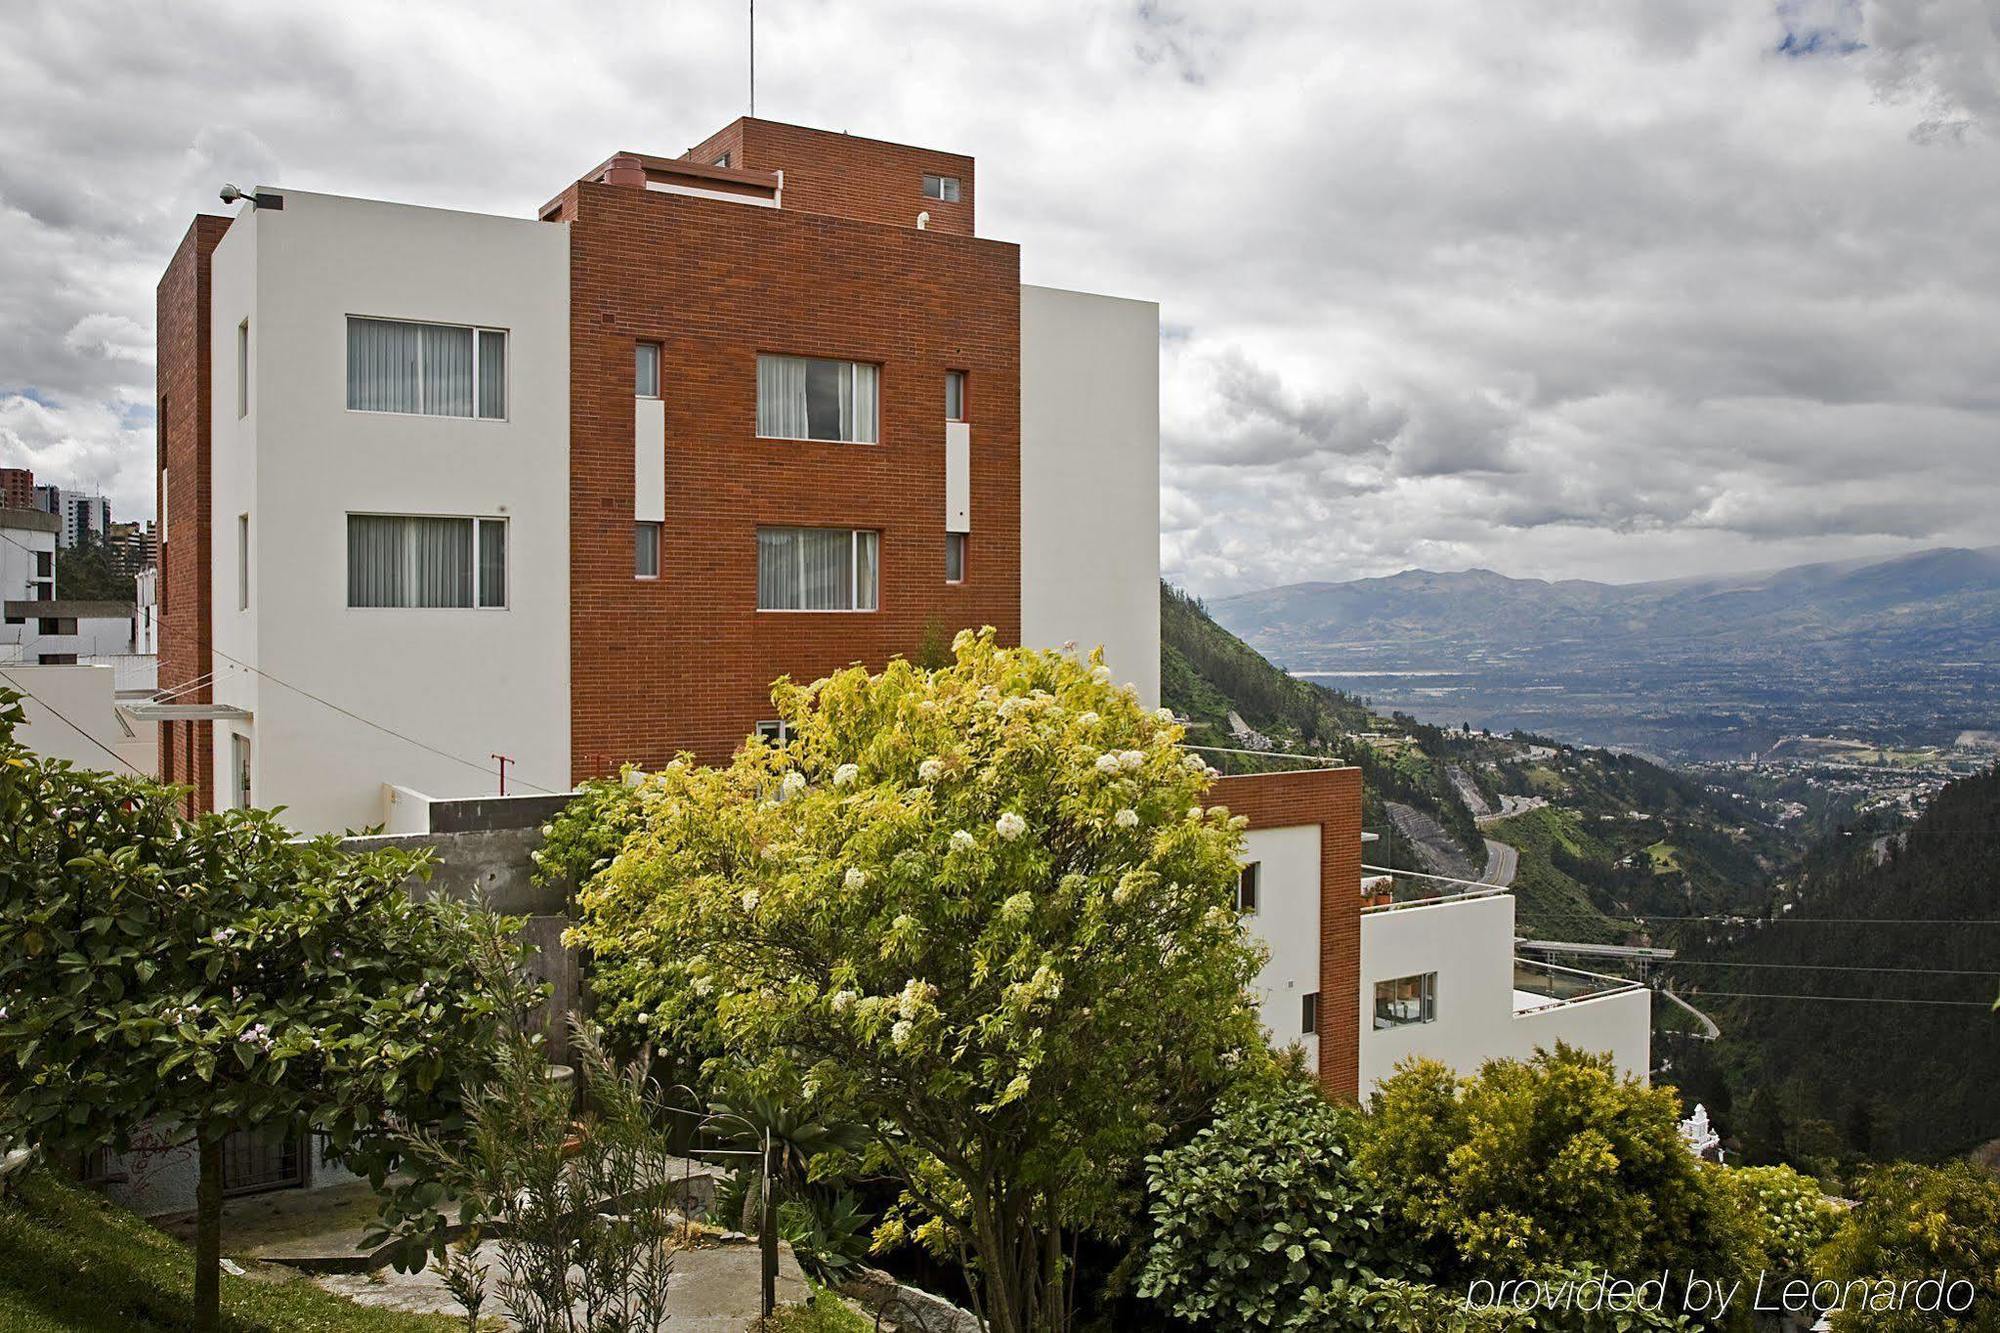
xmin=1712 ymin=1163 xmax=1842 ymax=1279
xmin=568 ymin=630 xmax=1269 ymax=1333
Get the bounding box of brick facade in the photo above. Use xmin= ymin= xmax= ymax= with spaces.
xmin=155 ymin=215 xmax=231 ymax=812
xmin=556 ymin=131 xmax=1019 ymax=780
xmin=0 ymin=468 xmax=32 ymax=511
xmin=684 ymin=119 xmax=975 ymax=236
xmin=1211 ymin=766 xmax=1364 ymax=1100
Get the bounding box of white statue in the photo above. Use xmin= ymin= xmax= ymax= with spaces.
xmin=1679 ymin=1103 xmax=1721 ymax=1160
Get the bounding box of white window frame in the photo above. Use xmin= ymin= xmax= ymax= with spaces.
xmin=754 ymin=719 xmax=791 ymax=744
xmin=922 ymin=174 xmax=961 ymax=203
xmin=754 ymin=355 xmax=880 ymax=445
xmin=1236 ymin=862 xmax=1260 ymax=914
xmin=945 ymin=531 xmax=966 ymax=585
xmin=636 ymin=342 xmax=662 ymax=399
xmin=345 ymin=316 xmax=509 ymax=422
xmin=344 ymin=512 xmax=509 ymax=611
xmin=945 ymin=369 xmax=967 ymax=421
xmin=756 ymin=527 xmax=880 ymax=613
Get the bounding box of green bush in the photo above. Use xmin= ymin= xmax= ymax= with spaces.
xmin=1137 ymin=1076 xmax=1414 ymax=1330
xmin=1357 ymin=1047 xmax=1753 ymax=1291
xmin=1815 ymin=1161 xmax=2000 ymax=1331
xmin=1711 ymin=1164 xmax=1842 ymax=1280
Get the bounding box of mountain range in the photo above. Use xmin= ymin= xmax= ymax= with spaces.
xmin=1208 ymin=547 xmax=2000 ymax=760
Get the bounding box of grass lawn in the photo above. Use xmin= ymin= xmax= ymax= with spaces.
xmin=0 ymin=1169 xmax=454 ymax=1332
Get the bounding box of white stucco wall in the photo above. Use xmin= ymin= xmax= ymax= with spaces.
xmin=1019 ymin=284 xmax=1160 ymax=706
xmin=1357 ymin=893 xmax=1650 ymax=1093
xmin=1240 ymin=824 xmax=1322 ymax=1069
xmin=0 ymin=664 xmax=156 ymax=776
xmin=207 ymin=189 xmax=571 ymax=834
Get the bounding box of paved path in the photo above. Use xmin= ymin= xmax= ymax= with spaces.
xmin=1384 ymin=802 xmax=1480 ymax=882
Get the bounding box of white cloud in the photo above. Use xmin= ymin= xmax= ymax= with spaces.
xmin=0 ymin=0 xmax=1991 ymax=592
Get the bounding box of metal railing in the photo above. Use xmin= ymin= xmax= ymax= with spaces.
xmin=1512 ymin=957 xmax=1644 ymax=1011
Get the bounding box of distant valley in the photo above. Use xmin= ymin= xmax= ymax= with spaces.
xmin=1208 ymin=547 xmax=2000 ymax=763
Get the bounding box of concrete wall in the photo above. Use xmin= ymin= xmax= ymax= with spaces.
xmin=207 ymin=189 xmax=572 ymax=834
xmin=0 ymin=664 xmax=156 ymax=776
xmin=1019 ymin=284 xmax=1160 ymax=706
xmin=1357 ymin=892 xmax=1650 ymax=1093
xmin=1240 ymin=825 xmax=1321 ymax=1070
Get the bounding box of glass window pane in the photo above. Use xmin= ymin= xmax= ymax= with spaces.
xmin=424 ymin=325 xmax=475 ymax=417
xmin=945 ymin=532 xmax=965 ymax=583
xmin=635 ymin=343 xmax=660 ymax=398
xmin=945 ymin=371 xmax=965 ymax=421
xmin=635 ymin=522 xmax=660 ymax=578
xmin=478 ymin=330 xmax=507 ymax=419
xmin=799 ymin=527 xmax=852 ymax=609
xmin=856 ymin=530 xmax=879 ymax=610
xmin=804 ymin=359 xmax=844 ymax=440
xmin=477 ymin=519 xmax=506 ymax=607
xmin=758 ymin=527 xmax=798 ymax=609
xmin=347 ymin=318 xmax=421 ymax=413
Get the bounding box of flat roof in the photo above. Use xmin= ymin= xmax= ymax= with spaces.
xmin=0 ymin=509 xmax=58 ymax=534
xmin=4 ymin=600 xmax=135 ymax=619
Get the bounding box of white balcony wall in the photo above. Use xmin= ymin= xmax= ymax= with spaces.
xmin=1020 ymin=284 xmax=1159 ymax=705
xmin=1358 ymin=893 xmax=1650 ymax=1093
xmin=207 ymin=190 xmax=571 ymax=833
xmin=1239 ymin=824 xmax=1321 ymax=1070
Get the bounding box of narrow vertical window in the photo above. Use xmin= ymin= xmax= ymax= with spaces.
xmin=635 ymin=522 xmax=660 ymax=578
xmin=945 ymin=532 xmax=966 ymax=584
xmin=231 ymin=733 xmax=252 ymax=809
xmin=945 ymin=370 xmax=966 ymax=421
xmin=237 ymin=513 xmax=249 ymax=610
xmin=236 ymin=320 xmax=249 ymax=418
xmin=1236 ymin=862 xmax=1260 ymax=914
xmin=636 ymin=342 xmax=661 ymax=398
xmin=477 ymin=518 xmax=507 ymax=608
xmin=1301 ymin=992 xmax=1319 ymax=1035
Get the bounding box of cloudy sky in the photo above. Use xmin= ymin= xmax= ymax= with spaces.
xmin=1 ymin=1 xmax=1994 ymax=595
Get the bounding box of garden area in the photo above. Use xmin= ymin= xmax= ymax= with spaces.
xmin=3 ymin=634 xmax=1999 ymax=1331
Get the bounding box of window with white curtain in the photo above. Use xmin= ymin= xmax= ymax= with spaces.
xmin=347 ymin=317 xmax=507 ymax=420
xmin=634 ymin=522 xmax=660 ymax=578
xmin=756 ymin=355 xmax=878 ymax=443
xmin=922 ymin=174 xmax=961 ymax=202
xmin=757 ymin=527 xmax=879 ymax=611
xmin=347 ymin=514 xmax=508 ymax=608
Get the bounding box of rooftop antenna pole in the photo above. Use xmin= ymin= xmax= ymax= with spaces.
xmin=749 ymin=0 xmax=756 ymax=117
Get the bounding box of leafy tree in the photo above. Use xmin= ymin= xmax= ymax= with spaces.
xmin=1356 ymin=1046 xmax=1751 ymax=1289
xmin=1711 ymin=1164 xmax=1842 ymax=1281
xmin=569 ymin=629 xmax=1270 ymax=1333
xmin=0 ymin=690 xmax=512 ymax=1332
xmin=54 ymin=531 xmax=137 ymax=601
xmin=1815 ymin=1161 xmax=2000 ymax=1332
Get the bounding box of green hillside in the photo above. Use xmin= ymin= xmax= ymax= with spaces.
xmin=1483 ymin=806 xmax=1623 ymax=943
xmin=1663 ymin=765 xmax=2000 ymax=1170
xmin=1161 ymin=582 xmax=1371 ymax=742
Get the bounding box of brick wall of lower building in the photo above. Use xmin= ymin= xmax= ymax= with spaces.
xmin=559 ymin=176 xmax=1020 ymax=779
xmin=685 ymin=118 xmax=975 ymax=236
xmin=155 ymin=215 xmax=230 ymax=810
xmin=1211 ymin=766 xmax=1364 ymax=1100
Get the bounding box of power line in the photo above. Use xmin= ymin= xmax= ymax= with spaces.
xmin=1640 ymin=914 xmax=2000 ymax=926
xmin=1665 ymin=959 xmax=2000 ymax=978
xmin=205 ymin=647 xmax=559 ymax=795
xmin=0 ymin=668 xmax=148 ymax=776
xmin=1676 ymin=989 xmax=1996 ymax=1010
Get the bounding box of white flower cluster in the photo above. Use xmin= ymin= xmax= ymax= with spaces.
xmin=237 ymin=1022 xmax=275 ymax=1052
xmin=918 ymin=758 xmax=944 ymax=783
xmin=950 ymin=829 xmax=977 ymax=851
xmin=896 ymin=978 xmax=938 ymax=1019
xmin=780 ymin=771 xmax=807 ymax=799
xmin=1094 ymin=753 xmax=1122 ymax=775
xmin=996 ymin=812 xmax=1027 ymax=840
xmin=833 ymin=763 xmax=860 ymax=787
xmin=1090 ymin=664 xmax=1113 ymax=683
xmin=844 ymin=867 xmax=867 ymax=891
xmin=1118 ymin=749 xmax=1146 ymax=770
xmin=1114 ymin=808 xmax=1140 ymax=829
xmin=831 ymin=989 xmax=858 ymax=1014
xmin=1076 ymin=711 xmax=1100 ymax=728
xmin=209 ymin=927 xmax=236 ymax=945
xmin=740 ymin=888 xmax=762 ymax=913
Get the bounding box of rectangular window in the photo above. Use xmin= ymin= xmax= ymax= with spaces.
xmin=945 ymin=370 xmax=966 ymax=421
xmin=635 ymin=342 xmax=661 ymax=398
xmin=1373 ymin=973 xmax=1438 ymax=1030
xmin=922 ymin=174 xmax=961 ymax=202
xmin=945 ymin=531 xmax=966 ymax=584
xmin=714 ymin=152 xmax=731 ymax=168
xmin=346 ymin=317 xmax=507 ymax=420
xmin=1301 ymin=992 xmax=1320 ymax=1036
xmin=237 ymin=513 xmax=249 ymax=610
xmin=236 ymin=320 xmax=249 ymax=418
xmin=634 ymin=521 xmax=660 ymax=578
xmin=346 ymin=514 xmax=507 ymax=609
xmin=755 ymin=355 xmax=879 ymax=443
xmin=756 ymin=527 xmax=879 ymax=611
xmin=231 ymin=733 xmax=252 ymax=810
xmin=1236 ymin=862 xmax=1260 ymax=914
xmin=754 ymin=719 xmax=791 ymax=744
xmin=35 ymin=551 xmax=52 ymax=578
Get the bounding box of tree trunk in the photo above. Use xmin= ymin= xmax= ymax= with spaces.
xmin=193 ymin=1130 xmax=223 ymax=1332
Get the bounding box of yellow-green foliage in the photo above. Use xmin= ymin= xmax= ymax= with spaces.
xmin=568 ymin=629 xmax=1271 ymax=1333
xmin=1710 ymin=1164 xmax=1842 ymax=1278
